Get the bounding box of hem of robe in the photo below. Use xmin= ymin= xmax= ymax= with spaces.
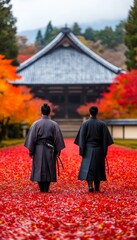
xmin=78 ymin=178 xmax=107 ymax=181
xmin=78 ymin=146 xmax=107 ymax=181
xmin=30 ymin=178 xmax=57 ymax=182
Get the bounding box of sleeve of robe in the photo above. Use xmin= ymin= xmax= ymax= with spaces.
xmin=74 ymin=123 xmax=87 ymax=157
xmin=102 ymin=123 xmax=114 ymax=157
xmin=24 ymin=123 xmax=37 ymax=154
xmin=54 ymin=124 xmax=65 ymax=153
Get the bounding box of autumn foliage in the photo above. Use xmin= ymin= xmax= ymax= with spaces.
xmin=17 ymin=54 xmax=32 ymax=64
xmin=77 ymin=70 xmax=137 ymax=119
xmin=0 ymin=55 xmax=20 ymax=82
xmin=0 ymin=55 xmax=56 ymax=141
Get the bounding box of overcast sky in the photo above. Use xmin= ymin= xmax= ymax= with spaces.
xmin=11 ymin=0 xmax=134 ymax=32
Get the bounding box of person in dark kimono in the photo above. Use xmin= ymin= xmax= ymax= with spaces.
xmin=74 ymin=106 xmax=113 ymax=192
xmin=24 ymin=103 xmax=65 ymax=192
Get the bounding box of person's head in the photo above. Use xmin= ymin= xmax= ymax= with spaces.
xmin=41 ymin=103 xmax=51 ymax=116
xmin=89 ymin=106 xmax=98 ymax=117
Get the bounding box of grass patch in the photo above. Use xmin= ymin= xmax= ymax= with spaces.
xmin=114 ymin=139 xmax=137 ymax=149
xmin=0 ymin=139 xmax=25 ymax=148
xmin=0 ymin=138 xmax=137 ymax=150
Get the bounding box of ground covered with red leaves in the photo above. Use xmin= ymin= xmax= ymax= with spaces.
xmin=0 ymin=139 xmax=137 ymax=239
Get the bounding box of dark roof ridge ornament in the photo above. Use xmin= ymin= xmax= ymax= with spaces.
xmin=61 ymin=24 xmax=70 ymax=34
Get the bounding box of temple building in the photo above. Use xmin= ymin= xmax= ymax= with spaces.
xmin=13 ymin=28 xmax=124 ymax=119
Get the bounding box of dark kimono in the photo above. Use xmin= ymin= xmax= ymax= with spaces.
xmin=24 ymin=116 xmax=65 ymax=182
xmin=74 ymin=117 xmax=113 ymax=181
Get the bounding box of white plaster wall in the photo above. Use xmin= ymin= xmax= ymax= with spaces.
xmin=125 ymin=126 xmax=137 ymax=139
xmin=107 ymin=125 xmax=137 ymax=139
xmin=112 ymin=126 xmax=123 ymax=139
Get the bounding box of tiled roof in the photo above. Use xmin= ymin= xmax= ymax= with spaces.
xmin=105 ymin=119 xmax=137 ymax=125
xmin=14 ymin=31 xmax=124 ymax=85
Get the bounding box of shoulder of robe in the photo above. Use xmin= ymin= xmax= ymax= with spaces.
xmin=49 ymin=119 xmax=60 ymax=128
xmin=31 ymin=119 xmax=41 ymax=128
xmin=50 ymin=119 xmax=58 ymax=124
xmin=83 ymin=119 xmax=90 ymax=125
xmin=79 ymin=120 xmax=89 ymax=130
xmin=97 ymin=119 xmax=106 ymax=125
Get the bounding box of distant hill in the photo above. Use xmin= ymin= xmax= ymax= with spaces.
xmin=19 ymin=19 xmax=122 ymax=44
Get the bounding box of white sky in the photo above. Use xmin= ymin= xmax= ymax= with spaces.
xmin=11 ymin=0 xmax=134 ymax=32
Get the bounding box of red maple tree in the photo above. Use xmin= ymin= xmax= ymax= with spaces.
xmin=76 ymin=70 xmax=137 ymax=119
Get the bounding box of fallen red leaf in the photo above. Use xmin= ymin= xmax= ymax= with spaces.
xmin=0 ymin=139 xmax=137 ymax=239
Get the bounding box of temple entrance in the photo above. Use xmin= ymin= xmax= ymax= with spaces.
xmin=28 ymin=83 xmax=109 ymax=119
xmin=50 ymin=93 xmax=81 ymax=118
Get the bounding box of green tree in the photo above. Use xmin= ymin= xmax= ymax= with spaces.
xmin=96 ymin=27 xmax=117 ymax=48
xmin=0 ymin=0 xmax=18 ymax=65
xmin=44 ymin=21 xmax=53 ymax=45
xmin=115 ymin=21 xmax=125 ymax=44
xmin=71 ymin=22 xmax=81 ymax=35
xmin=84 ymin=27 xmax=96 ymax=41
xmin=125 ymin=0 xmax=137 ymax=70
xmin=35 ymin=30 xmax=44 ymax=50
xmin=43 ymin=21 xmax=60 ymax=46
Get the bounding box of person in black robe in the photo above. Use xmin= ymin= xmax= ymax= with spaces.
xmin=74 ymin=106 xmax=113 ymax=192
xmin=24 ymin=103 xmax=65 ymax=192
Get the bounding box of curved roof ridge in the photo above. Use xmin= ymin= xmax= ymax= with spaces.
xmin=17 ymin=30 xmax=124 ymax=74
xmin=17 ymin=32 xmax=65 ymax=72
xmin=68 ymin=32 xmax=122 ymax=74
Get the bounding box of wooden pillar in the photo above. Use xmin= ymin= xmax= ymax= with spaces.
xmin=64 ymin=86 xmax=68 ymax=118
xmin=111 ymin=125 xmax=113 ymax=138
xmin=123 ymin=125 xmax=125 ymax=139
xmin=81 ymin=86 xmax=87 ymax=103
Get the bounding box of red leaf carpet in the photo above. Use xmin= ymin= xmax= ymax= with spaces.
xmin=0 ymin=139 xmax=137 ymax=239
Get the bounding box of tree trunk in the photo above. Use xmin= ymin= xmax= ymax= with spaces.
xmin=0 ymin=117 xmax=10 ymax=142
